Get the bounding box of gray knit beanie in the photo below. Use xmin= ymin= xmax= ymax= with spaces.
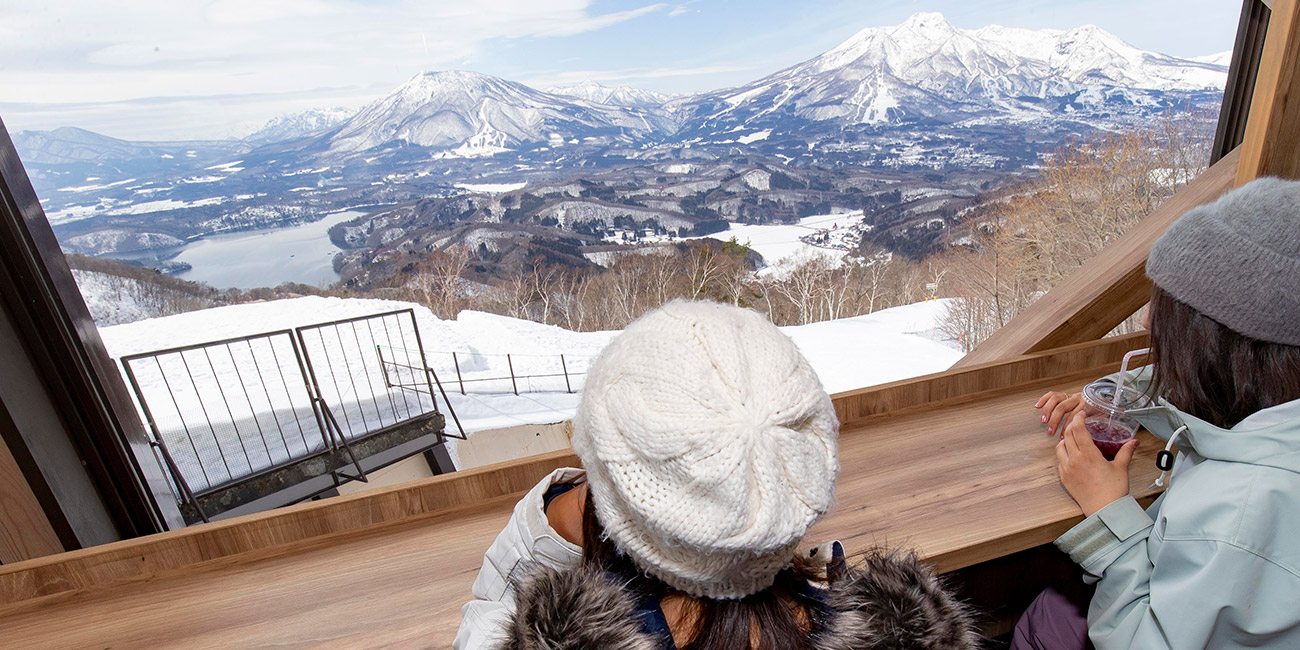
xmin=1147 ymin=177 xmax=1300 ymax=346
xmin=572 ymin=300 xmax=839 ymax=600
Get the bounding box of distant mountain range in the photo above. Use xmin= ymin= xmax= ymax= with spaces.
xmin=11 ymin=12 xmax=1228 ymax=261
xmin=670 ymin=13 xmax=1225 ymax=138
xmin=19 ymin=13 xmax=1227 ymax=164
xmin=296 ymin=12 xmax=1224 ymax=158
xmin=245 ymin=107 xmax=354 ymax=144
xmin=325 ymin=71 xmax=671 ymax=155
xmin=546 ymin=81 xmax=674 ymax=109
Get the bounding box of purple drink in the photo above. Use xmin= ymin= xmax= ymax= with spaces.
xmin=1085 ymin=417 xmax=1135 ymax=460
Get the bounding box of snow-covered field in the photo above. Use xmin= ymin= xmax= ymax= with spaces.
xmin=454 ymin=181 xmax=528 ymax=193
xmin=98 ymin=296 xmax=961 ymax=477
xmin=691 ymin=211 xmax=868 ymax=274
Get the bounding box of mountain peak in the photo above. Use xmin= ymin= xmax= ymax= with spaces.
xmin=415 ymin=69 xmax=492 ymax=82
xmin=900 ymin=12 xmax=953 ymax=30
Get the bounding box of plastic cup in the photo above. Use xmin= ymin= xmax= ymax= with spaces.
xmin=1079 ymin=381 xmax=1149 ymax=460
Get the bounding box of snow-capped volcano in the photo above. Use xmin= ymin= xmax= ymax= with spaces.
xmin=545 ymin=81 xmax=671 ymax=109
xmin=328 ymin=70 xmax=664 ymax=155
xmin=672 ymin=12 xmax=1228 ymax=134
xmin=819 ymin=13 xmax=1226 ymax=96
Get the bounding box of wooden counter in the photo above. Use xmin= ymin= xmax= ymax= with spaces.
xmin=0 ymin=336 xmax=1159 ymax=649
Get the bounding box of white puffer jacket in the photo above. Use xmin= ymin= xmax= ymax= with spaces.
xmin=454 ymin=469 xmax=979 ymax=650
xmin=453 ymin=468 xmax=586 ymax=650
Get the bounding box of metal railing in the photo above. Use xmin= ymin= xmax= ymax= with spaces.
xmin=121 ymin=309 xmax=459 ymax=521
xmin=379 ymin=348 xmax=595 ymax=396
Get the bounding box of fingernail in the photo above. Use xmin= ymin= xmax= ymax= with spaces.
xmin=1041 ymin=415 xmax=1047 ymax=423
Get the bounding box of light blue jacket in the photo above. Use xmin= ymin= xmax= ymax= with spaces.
xmin=1056 ymin=365 xmax=1300 ymax=649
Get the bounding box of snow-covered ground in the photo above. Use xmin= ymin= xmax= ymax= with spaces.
xmin=690 ymin=211 xmax=868 ymax=275
xmin=454 ymin=181 xmax=527 ymax=193
xmin=98 ymin=296 xmax=961 ymax=477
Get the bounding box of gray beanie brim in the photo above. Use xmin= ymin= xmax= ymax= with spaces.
xmin=1147 ymin=177 xmax=1300 ymax=346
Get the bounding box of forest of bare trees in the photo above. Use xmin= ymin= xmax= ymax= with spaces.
xmin=401 ymin=238 xmax=947 ymax=331
xmin=936 ymin=112 xmax=1214 ymax=349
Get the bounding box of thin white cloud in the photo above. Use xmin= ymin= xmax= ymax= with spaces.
xmin=668 ymin=1 xmax=700 ymax=18
xmin=0 ymin=1 xmax=669 ymax=102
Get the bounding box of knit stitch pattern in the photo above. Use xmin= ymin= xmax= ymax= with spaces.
xmin=1147 ymin=176 xmax=1300 ymax=346
xmin=572 ymin=300 xmax=840 ymax=599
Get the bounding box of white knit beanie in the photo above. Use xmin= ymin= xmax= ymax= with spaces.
xmin=572 ymin=300 xmax=840 ymax=600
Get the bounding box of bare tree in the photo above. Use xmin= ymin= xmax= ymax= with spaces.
xmin=412 ymin=245 xmax=471 ymax=319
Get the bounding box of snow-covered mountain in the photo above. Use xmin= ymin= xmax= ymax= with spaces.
xmin=545 ymin=81 xmax=671 ymax=109
xmin=246 ymin=107 xmax=354 ymax=144
xmin=13 ymin=127 xmax=247 ymax=165
xmin=1193 ymin=51 xmax=1233 ymax=67
xmin=326 ymin=71 xmax=667 ymax=156
xmin=671 ymin=12 xmax=1228 ymax=135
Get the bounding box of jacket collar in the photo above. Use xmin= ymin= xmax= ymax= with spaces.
xmin=1131 ymin=397 xmax=1300 ymax=472
xmin=502 ymin=548 xmax=979 ymax=650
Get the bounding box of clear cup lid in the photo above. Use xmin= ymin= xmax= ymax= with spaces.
xmin=1082 ymin=381 xmax=1150 ymax=415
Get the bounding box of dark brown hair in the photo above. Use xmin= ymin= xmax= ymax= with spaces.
xmin=581 ymin=493 xmax=825 ymax=650
xmin=1149 ymin=284 xmax=1300 ymax=429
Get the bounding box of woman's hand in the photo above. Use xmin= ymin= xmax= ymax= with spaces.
xmin=1036 ymin=391 xmax=1082 ymax=437
xmin=1056 ymin=411 xmax=1136 ymax=517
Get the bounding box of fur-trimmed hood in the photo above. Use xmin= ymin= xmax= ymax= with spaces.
xmin=501 ymin=549 xmax=979 ymax=650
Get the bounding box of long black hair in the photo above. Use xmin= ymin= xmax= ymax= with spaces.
xmin=580 ymin=492 xmax=826 ymax=650
xmin=1149 ymin=284 xmax=1300 ymax=429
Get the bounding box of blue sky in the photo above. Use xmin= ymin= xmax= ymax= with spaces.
xmin=0 ymin=0 xmax=1241 ymax=140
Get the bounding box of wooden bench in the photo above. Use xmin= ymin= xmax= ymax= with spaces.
xmin=0 ymin=334 xmax=1160 ymax=648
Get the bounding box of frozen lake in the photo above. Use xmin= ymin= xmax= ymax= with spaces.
xmin=171 ymin=210 xmax=362 ymax=289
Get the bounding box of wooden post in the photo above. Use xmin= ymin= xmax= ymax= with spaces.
xmin=452 ymin=352 xmax=465 ymax=395
xmin=1237 ymin=0 xmax=1300 ymax=184
xmin=507 ymin=355 xmax=518 ymax=396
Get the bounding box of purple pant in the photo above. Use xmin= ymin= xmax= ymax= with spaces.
xmin=1010 ymin=586 xmax=1094 ymax=650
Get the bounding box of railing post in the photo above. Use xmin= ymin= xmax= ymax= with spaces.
xmin=560 ymin=354 xmax=572 ymax=394
xmin=403 ymin=310 xmax=440 ymax=407
xmin=152 ymin=439 xmax=209 ymax=524
xmin=377 ymin=345 xmax=392 ymax=388
xmin=425 ymin=368 xmax=468 ymax=439
xmin=291 ymin=330 xmax=334 ymax=450
xmin=507 ymin=354 xmax=519 ymax=395
xmin=452 ymin=352 xmax=466 ymax=395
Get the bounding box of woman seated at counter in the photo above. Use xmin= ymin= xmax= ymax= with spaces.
xmin=1018 ymin=178 xmax=1300 ymax=649
xmin=454 ymin=300 xmax=978 ymax=650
